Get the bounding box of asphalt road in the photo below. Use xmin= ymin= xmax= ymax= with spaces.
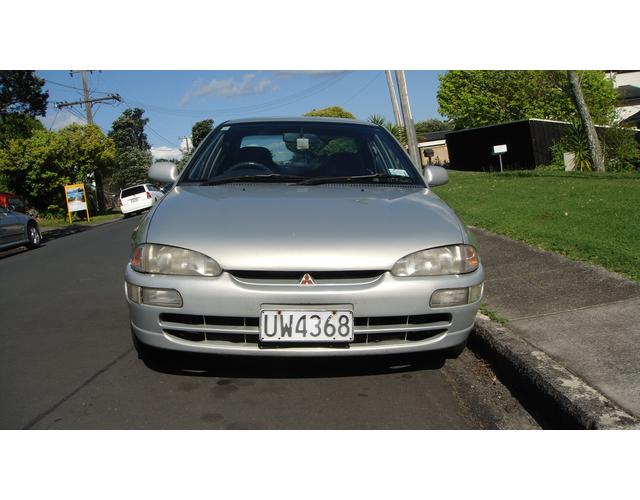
xmin=0 ymin=215 xmax=538 ymax=429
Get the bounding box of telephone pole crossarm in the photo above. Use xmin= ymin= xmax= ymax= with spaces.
xmin=55 ymin=94 xmax=121 ymax=109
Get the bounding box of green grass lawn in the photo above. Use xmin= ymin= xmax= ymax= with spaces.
xmin=38 ymin=210 xmax=123 ymax=228
xmin=434 ymin=170 xmax=640 ymax=281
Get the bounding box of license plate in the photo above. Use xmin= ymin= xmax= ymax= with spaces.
xmin=260 ymin=307 xmax=354 ymax=342
xmin=130 ymin=197 xmax=139 ymax=203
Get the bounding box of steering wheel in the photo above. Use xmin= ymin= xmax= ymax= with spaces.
xmin=226 ymin=161 xmax=273 ymax=174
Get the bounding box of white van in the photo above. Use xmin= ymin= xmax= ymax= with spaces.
xmin=118 ymin=184 xmax=164 ymax=217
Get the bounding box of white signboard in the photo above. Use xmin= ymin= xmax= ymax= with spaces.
xmin=492 ymin=144 xmax=508 ymax=154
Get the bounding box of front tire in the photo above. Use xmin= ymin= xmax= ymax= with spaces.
xmin=27 ymin=222 xmax=41 ymax=249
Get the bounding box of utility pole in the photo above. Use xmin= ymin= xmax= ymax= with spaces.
xmin=56 ymin=71 xmax=121 ymax=213
xmin=80 ymin=70 xmax=94 ymax=125
xmin=180 ymin=136 xmax=192 ymax=155
xmin=395 ymin=70 xmax=420 ymax=168
xmin=567 ymin=70 xmax=605 ymax=172
xmin=385 ymin=70 xmax=403 ymax=127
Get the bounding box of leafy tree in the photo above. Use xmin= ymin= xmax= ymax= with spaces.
xmin=304 ymin=106 xmax=356 ymax=119
xmin=0 ymin=70 xmax=49 ymax=146
xmin=191 ymin=118 xmax=214 ymax=149
xmin=108 ymin=108 xmax=150 ymax=150
xmin=0 ymin=124 xmax=114 ymax=212
xmin=437 ymin=71 xmax=617 ymax=129
xmin=107 ymin=108 xmax=152 ymax=189
xmin=58 ymin=124 xmax=116 ymax=184
xmin=414 ymin=119 xmax=454 ymax=141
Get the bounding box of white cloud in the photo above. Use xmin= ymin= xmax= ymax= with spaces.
xmin=38 ymin=109 xmax=86 ymax=130
xmin=151 ymin=146 xmax=183 ymax=161
xmin=180 ymin=73 xmax=277 ymax=105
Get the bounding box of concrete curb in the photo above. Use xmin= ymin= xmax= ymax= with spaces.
xmin=469 ymin=314 xmax=640 ymax=429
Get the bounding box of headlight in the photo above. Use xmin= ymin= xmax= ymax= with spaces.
xmin=392 ymin=245 xmax=479 ymax=276
xmin=130 ymin=244 xmax=222 ymax=276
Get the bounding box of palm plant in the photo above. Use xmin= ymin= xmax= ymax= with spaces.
xmin=565 ymin=121 xmax=592 ymax=172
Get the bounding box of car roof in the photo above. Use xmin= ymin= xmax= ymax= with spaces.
xmin=220 ymin=116 xmax=378 ymax=127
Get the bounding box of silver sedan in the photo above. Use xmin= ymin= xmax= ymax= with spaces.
xmin=0 ymin=204 xmax=41 ymax=251
xmin=125 ymin=117 xmax=484 ymax=359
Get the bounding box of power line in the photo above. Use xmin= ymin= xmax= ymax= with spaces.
xmin=121 ymin=72 xmax=351 ymax=117
xmin=146 ymin=123 xmax=180 ymax=148
xmin=341 ymin=72 xmax=381 ymax=106
xmin=45 ymin=78 xmax=112 ymax=95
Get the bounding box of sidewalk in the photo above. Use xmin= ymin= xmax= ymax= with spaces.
xmin=472 ymin=227 xmax=640 ymax=425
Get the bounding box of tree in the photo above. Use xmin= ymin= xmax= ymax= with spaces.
xmin=304 ymin=106 xmax=356 ymax=119
xmin=58 ymin=124 xmax=116 ymax=185
xmin=108 ymin=108 xmax=150 ymax=150
xmin=367 ymin=114 xmax=386 ymax=126
xmin=567 ymin=70 xmax=605 ymax=172
xmin=0 ymin=70 xmax=49 ymax=146
xmin=191 ymin=118 xmax=213 ymax=149
xmin=0 ymin=124 xmax=115 ymax=212
xmin=367 ymin=114 xmax=405 ymax=144
xmin=107 ymin=108 xmax=152 ymax=190
xmin=437 ymin=71 xmax=617 ymax=129
xmin=414 ymin=119 xmax=454 ymax=141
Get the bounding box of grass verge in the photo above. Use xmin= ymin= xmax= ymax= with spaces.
xmin=38 ymin=211 xmax=123 ymax=228
xmin=434 ymin=170 xmax=640 ymax=281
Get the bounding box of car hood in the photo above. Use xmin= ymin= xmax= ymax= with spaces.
xmin=145 ymin=184 xmax=465 ymax=271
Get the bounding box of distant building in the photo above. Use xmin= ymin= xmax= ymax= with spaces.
xmin=417 ymin=131 xmax=450 ymax=167
xmin=444 ymin=119 xmax=578 ymax=171
xmin=608 ymin=70 xmax=640 ymax=126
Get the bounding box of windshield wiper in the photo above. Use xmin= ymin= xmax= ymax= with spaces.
xmin=200 ymin=174 xmax=306 ymax=186
xmin=295 ymin=173 xmax=416 ymax=186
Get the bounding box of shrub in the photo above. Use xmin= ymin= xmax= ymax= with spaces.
xmin=602 ymin=127 xmax=640 ymax=172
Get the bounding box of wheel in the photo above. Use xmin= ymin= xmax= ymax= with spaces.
xmin=443 ymin=340 xmax=467 ymax=359
xmin=26 ymin=222 xmax=41 ymax=249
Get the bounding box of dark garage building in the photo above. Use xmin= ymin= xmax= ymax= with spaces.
xmin=446 ymin=119 xmax=574 ymax=171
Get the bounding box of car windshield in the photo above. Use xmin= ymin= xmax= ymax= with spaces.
xmin=180 ymin=122 xmax=424 ymax=186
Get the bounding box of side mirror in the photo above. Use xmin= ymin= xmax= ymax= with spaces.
xmin=7 ymin=204 xmax=15 ymax=212
xmin=423 ymin=165 xmax=449 ymax=187
xmin=149 ymin=161 xmax=178 ymax=184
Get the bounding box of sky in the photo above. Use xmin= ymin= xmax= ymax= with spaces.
xmin=35 ymin=70 xmax=445 ymax=160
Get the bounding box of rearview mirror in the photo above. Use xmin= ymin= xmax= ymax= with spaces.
xmin=149 ymin=161 xmax=178 ymax=184
xmin=423 ymin=165 xmax=449 ymax=187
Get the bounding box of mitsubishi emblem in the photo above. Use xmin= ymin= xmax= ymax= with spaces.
xmin=299 ymin=273 xmax=316 ymax=285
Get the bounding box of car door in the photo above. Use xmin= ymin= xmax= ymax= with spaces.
xmin=0 ymin=206 xmax=23 ymax=246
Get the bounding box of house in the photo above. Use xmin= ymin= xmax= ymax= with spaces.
xmin=608 ymin=70 xmax=640 ymax=126
xmin=417 ymin=131 xmax=449 ymax=167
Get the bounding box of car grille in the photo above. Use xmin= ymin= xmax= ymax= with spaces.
xmin=228 ymin=270 xmax=384 ymax=285
xmin=159 ymin=313 xmax=451 ymax=348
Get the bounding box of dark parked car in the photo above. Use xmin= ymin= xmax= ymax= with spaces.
xmin=0 ymin=204 xmax=41 ymax=251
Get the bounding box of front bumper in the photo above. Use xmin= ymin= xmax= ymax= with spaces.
xmin=125 ymin=264 xmax=484 ymax=357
